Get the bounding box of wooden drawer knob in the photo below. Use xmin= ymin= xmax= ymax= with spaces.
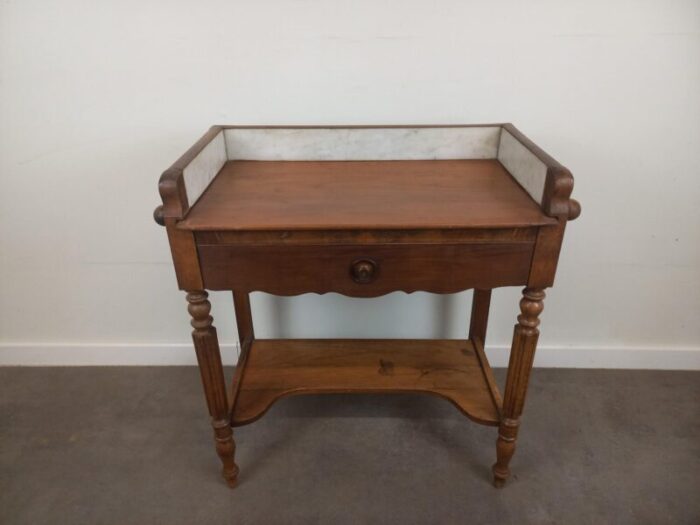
xmin=350 ymin=259 xmax=377 ymax=284
xmin=153 ymin=205 xmax=165 ymax=226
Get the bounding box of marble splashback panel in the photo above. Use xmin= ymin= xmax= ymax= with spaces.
xmin=497 ymin=129 xmax=548 ymax=205
xmin=182 ymin=131 xmax=227 ymax=208
xmin=224 ymin=127 xmax=502 ymax=161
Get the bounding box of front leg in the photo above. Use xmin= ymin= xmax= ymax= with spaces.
xmin=187 ymin=291 xmax=239 ymax=488
xmin=493 ymin=287 xmax=545 ymax=487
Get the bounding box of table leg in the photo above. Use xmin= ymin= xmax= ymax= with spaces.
xmin=492 ymin=287 xmax=545 ymax=488
xmin=233 ymin=291 xmax=255 ymax=345
xmin=187 ymin=290 xmax=239 ymax=488
xmin=229 ymin=291 xmax=255 ymax=414
xmin=469 ymin=289 xmax=492 ymax=346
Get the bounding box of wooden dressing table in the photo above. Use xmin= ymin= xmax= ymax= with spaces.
xmin=154 ymin=124 xmax=580 ymax=488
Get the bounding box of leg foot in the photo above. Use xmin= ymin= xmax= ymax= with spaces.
xmin=223 ymin=472 xmax=238 ymax=488
xmin=213 ymin=418 xmax=239 ymax=488
xmin=492 ymin=418 xmax=518 ymax=488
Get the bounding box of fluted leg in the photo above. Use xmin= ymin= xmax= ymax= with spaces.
xmin=493 ymin=287 xmax=545 ymax=488
xmin=187 ymin=290 xmax=239 ymax=488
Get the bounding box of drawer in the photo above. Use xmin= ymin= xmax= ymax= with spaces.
xmin=197 ymin=243 xmax=534 ymax=296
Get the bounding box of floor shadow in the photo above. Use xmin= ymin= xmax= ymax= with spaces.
xmin=236 ymin=393 xmax=493 ymax=484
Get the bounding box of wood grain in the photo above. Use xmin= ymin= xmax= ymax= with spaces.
xmin=164 ymin=218 xmax=203 ymax=290
xmin=198 ymin=242 xmax=534 ymax=296
xmin=528 ymin=220 xmax=567 ymax=288
xmin=194 ymin=227 xmax=538 ymax=246
xmin=178 ymin=160 xmax=556 ymax=231
xmin=231 ymin=339 xmax=502 ymax=427
xmin=469 ymin=289 xmax=492 ymax=345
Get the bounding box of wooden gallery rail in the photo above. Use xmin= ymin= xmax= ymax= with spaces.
xmin=154 ymin=124 xmax=581 ymax=488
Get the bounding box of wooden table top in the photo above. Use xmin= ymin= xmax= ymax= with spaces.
xmin=178 ymin=159 xmax=556 ymax=231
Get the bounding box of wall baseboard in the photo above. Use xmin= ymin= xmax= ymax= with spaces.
xmin=0 ymin=342 xmax=698 ymax=370
xmin=0 ymin=343 xmax=241 ymax=367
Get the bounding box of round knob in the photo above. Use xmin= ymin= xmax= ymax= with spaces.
xmin=568 ymin=199 xmax=581 ymax=221
xmin=153 ymin=205 xmax=165 ymax=226
xmin=350 ymin=259 xmax=377 ymax=284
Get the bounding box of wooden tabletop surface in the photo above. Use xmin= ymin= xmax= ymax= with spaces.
xmin=178 ymin=159 xmax=555 ymax=231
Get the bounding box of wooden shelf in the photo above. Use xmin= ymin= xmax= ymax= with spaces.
xmin=230 ymin=339 xmax=502 ymax=427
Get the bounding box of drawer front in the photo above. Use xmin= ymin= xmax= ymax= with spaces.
xmin=197 ymin=243 xmax=533 ymax=296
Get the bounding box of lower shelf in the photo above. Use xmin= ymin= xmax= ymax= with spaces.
xmin=230 ymin=339 xmax=502 ymax=427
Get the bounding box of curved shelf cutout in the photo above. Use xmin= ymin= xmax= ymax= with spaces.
xmin=230 ymin=339 xmax=502 ymax=427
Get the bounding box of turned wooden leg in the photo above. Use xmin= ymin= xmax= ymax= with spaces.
xmin=229 ymin=291 xmax=255 ymax=415
xmin=469 ymin=289 xmax=492 ymax=346
xmin=493 ymin=287 xmax=545 ymax=488
xmin=187 ymin=290 xmax=239 ymax=488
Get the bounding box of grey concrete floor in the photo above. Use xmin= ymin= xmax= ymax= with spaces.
xmin=1 ymin=367 xmax=698 ymax=525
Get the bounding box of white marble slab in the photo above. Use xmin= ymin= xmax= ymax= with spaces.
xmin=224 ymin=127 xmax=501 ymax=161
xmin=183 ymin=131 xmax=227 ymax=207
xmin=497 ymin=128 xmax=548 ymax=205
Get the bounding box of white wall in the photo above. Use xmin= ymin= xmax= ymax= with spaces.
xmin=1 ymin=1 xmax=699 ymax=368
